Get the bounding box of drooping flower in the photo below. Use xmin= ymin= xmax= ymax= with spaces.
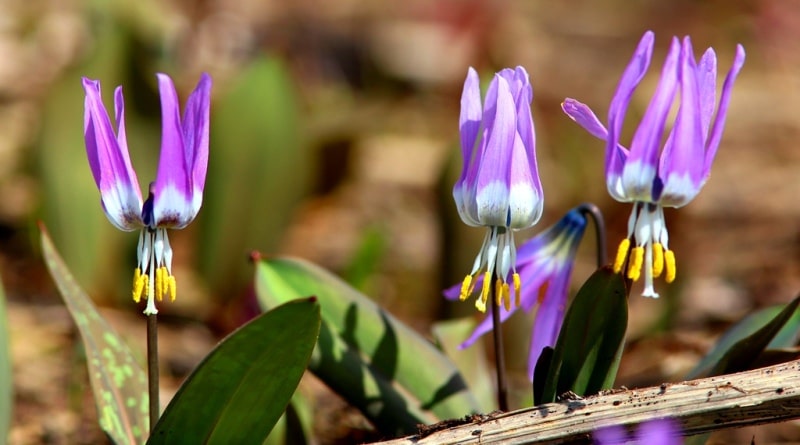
xmin=453 ymin=66 xmax=544 ymax=313
xmin=83 ymin=73 xmax=212 ymax=315
xmin=562 ymin=31 xmax=745 ymax=298
xmin=445 ymin=207 xmax=586 ymax=380
xmin=594 ymin=418 xmax=682 ymax=445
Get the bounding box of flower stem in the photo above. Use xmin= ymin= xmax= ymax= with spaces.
xmin=578 ymin=202 xmax=607 ymax=268
xmin=146 ymin=313 xmax=159 ymax=431
xmin=490 ymin=271 xmax=509 ymax=411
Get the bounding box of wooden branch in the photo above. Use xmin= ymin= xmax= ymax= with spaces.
xmin=372 ymin=359 xmax=800 ymax=444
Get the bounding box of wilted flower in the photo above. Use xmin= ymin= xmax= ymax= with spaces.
xmin=562 ymin=31 xmax=745 ymax=297
xmin=594 ymin=418 xmax=682 ymax=445
xmin=445 ymin=207 xmax=586 ymax=380
xmin=453 ymin=66 xmax=543 ymax=312
xmin=83 ymin=73 xmax=212 ymax=314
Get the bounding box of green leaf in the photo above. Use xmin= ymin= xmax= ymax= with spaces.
xmin=254 ymin=257 xmax=480 ymax=435
xmin=200 ymin=57 xmax=311 ymax=297
xmin=686 ymin=298 xmax=800 ymax=379
xmin=690 ymin=294 xmax=800 ymax=378
xmin=40 ymin=224 xmax=149 ymax=444
xmin=0 ymin=270 xmax=10 ymax=440
xmin=431 ymin=318 xmax=494 ymax=413
xmin=537 ymin=267 xmax=627 ymax=405
xmin=148 ymin=298 xmax=321 ymax=444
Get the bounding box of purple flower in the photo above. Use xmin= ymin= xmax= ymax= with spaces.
xmin=453 ymin=66 xmax=543 ymax=312
xmin=445 ymin=207 xmax=586 ymax=380
xmin=594 ymin=418 xmax=682 ymax=445
xmin=562 ymin=31 xmax=745 ymax=298
xmin=83 ymin=73 xmax=212 ymax=315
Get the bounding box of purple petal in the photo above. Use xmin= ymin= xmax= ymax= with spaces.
xmin=606 ymin=31 xmax=654 ymax=198
xmin=474 ymin=75 xmax=515 ymax=226
xmin=703 ymin=43 xmax=745 ymax=175
xmin=658 ymin=37 xmax=705 ymax=205
xmin=528 ymin=266 xmax=571 ymax=379
xmin=459 ymin=303 xmax=519 ymax=349
xmin=696 ymin=48 xmax=717 ymax=136
xmin=635 ymin=418 xmax=681 ymax=445
xmin=151 ymin=73 xmax=211 ymax=229
xmin=458 ymin=67 xmax=483 ymax=184
xmin=82 ymin=77 xmax=143 ymax=230
xmin=623 ymin=37 xmax=680 ymax=199
xmin=593 ymin=425 xmax=627 ymax=444
xmin=562 ymin=99 xmax=609 ymax=140
xmin=182 ymin=73 xmax=212 ymax=205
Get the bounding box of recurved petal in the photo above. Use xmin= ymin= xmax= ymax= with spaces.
xmin=659 ymin=37 xmax=705 ymax=206
xmin=527 ymin=268 xmax=570 ymax=380
xmin=622 ymin=36 xmax=681 ymax=201
xmin=696 ymin=47 xmax=717 ymax=136
xmin=82 ymin=77 xmax=143 ymax=230
xmin=561 ymin=99 xmax=609 ymax=140
xmin=606 ymin=31 xmax=654 ymax=198
xmin=703 ymin=43 xmax=745 ymax=175
xmin=151 ymin=73 xmax=194 ymax=229
xmin=181 ymin=73 xmax=212 ymax=204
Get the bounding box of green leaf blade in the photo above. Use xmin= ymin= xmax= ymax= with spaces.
xmin=40 ymin=224 xmax=148 ymax=445
xmin=148 ymin=298 xmax=321 ymax=444
xmin=254 ymin=257 xmax=480 ymax=434
xmin=537 ymin=267 xmax=627 ymax=405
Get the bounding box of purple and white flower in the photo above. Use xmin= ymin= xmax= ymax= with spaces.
xmin=454 ymin=66 xmax=543 ymax=312
xmin=562 ymin=31 xmax=745 ymax=298
xmin=445 ymin=207 xmax=586 ymax=380
xmin=83 ymin=73 xmax=211 ymax=314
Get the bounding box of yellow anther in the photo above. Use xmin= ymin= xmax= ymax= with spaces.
xmin=494 ymin=279 xmax=502 ymax=307
xmin=613 ymin=238 xmax=631 ymax=273
xmin=155 ymin=267 xmax=165 ymax=301
xmin=627 ymin=246 xmax=644 ymax=281
xmin=459 ymin=275 xmax=473 ymax=301
xmin=502 ymin=283 xmax=511 ymax=311
xmin=664 ymin=249 xmax=677 ymax=283
xmin=168 ymin=275 xmax=177 ymax=302
xmin=132 ymin=269 xmax=146 ymax=303
xmin=513 ymin=273 xmax=521 ymax=308
xmin=475 ymin=296 xmax=486 ymax=313
xmin=652 ymin=243 xmax=664 ymax=278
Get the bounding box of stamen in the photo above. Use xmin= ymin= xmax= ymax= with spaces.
xmin=665 ymin=249 xmax=676 ymax=283
xmin=613 ymin=238 xmax=631 ymax=273
xmin=168 ymin=276 xmax=177 ymax=302
xmin=459 ymin=275 xmax=473 ymax=301
xmin=628 ymin=246 xmax=644 ymax=281
xmin=132 ymin=268 xmax=145 ymax=303
xmin=155 ymin=267 xmax=165 ymax=301
xmin=652 ymin=242 xmax=664 ymax=278
xmin=502 ymin=282 xmax=511 ymax=311
xmin=495 ymin=278 xmax=503 ymax=307
xmin=513 ymin=273 xmax=521 ymax=308
xmin=476 ymin=271 xmax=491 ymax=313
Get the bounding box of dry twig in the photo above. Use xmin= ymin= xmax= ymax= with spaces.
xmin=372 ymin=359 xmax=800 ymax=444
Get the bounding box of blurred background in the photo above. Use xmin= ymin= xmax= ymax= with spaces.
xmin=3 ymin=0 xmax=799 ymax=443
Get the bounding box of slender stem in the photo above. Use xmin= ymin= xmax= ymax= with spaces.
xmin=577 ymin=202 xmax=607 ymax=269
xmin=490 ymin=271 xmax=509 ymax=411
xmin=146 ymin=313 xmax=159 ymax=430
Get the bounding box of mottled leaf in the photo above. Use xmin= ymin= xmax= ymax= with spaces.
xmin=147 ymin=298 xmax=320 ymax=444
xmin=40 ymin=224 xmax=148 ymax=444
xmin=255 ymin=257 xmax=480 ymax=435
xmin=537 ymin=267 xmax=627 ymax=405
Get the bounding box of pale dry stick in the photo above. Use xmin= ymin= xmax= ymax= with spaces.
xmin=373 ymin=359 xmax=800 ymax=444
